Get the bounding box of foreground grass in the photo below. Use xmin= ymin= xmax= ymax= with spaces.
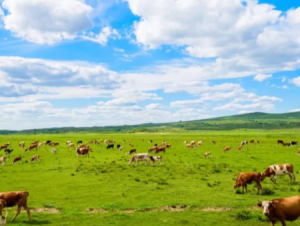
xmin=1 ymin=131 xmax=300 ymax=225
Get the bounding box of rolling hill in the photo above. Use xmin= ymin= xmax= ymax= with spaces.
xmin=1 ymin=112 xmax=300 ymax=134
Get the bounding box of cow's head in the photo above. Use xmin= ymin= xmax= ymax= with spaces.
xmin=261 ymin=167 xmax=273 ymax=181
xmin=257 ymin=201 xmax=275 ymax=217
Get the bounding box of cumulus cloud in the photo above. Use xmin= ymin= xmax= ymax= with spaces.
xmin=290 ymin=108 xmax=300 ymax=113
xmin=82 ymin=26 xmax=120 ymax=45
xmin=254 ymin=74 xmax=272 ymax=81
xmin=1 ymin=0 xmax=94 ymax=44
xmin=290 ymin=76 xmax=300 ymax=87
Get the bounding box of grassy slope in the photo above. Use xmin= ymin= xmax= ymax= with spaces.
xmin=1 ymin=131 xmax=300 ymax=225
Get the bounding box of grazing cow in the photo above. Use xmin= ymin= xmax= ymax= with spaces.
xmin=77 ymin=141 xmax=83 ymax=145
xmin=126 ymin=149 xmax=136 ymax=155
xmin=185 ymin=144 xmax=194 ymax=149
xmin=30 ymin=155 xmax=40 ymax=163
xmin=76 ymin=148 xmax=91 ymax=157
xmin=166 ymin=144 xmax=172 ymax=148
xmin=197 ymin=141 xmax=203 ymax=147
xmin=78 ymin=144 xmax=88 ymax=149
xmin=250 ymin=140 xmax=255 ymax=143
xmin=183 ymin=141 xmax=187 ymax=144
xmin=118 ymin=146 xmax=124 ymax=151
xmin=38 ymin=143 xmax=43 ymax=148
xmin=95 ymin=140 xmax=100 ymax=145
xmin=150 ymin=156 xmax=162 ymax=166
xmin=277 ymin=140 xmax=284 ymax=145
xmin=0 ymin=144 xmax=9 ymax=151
xmin=233 ymin=172 xmax=262 ymax=194
xmin=117 ymin=144 xmax=121 ymax=149
xmin=0 ymin=191 xmax=30 ymax=221
xmin=161 ymin=141 xmax=167 ymax=145
xmin=190 ymin=141 xmax=196 ymax=146
xmin=68 ymin=143 xmax=75 ymax=148
xmin=50 ymin=142 xmax=59 ymax=147
xmin=0 ymin=157 xmax=6 ymax=166
xmin=288 ymin=141 xmax=298 ymax=146
xmin=12 ymin=157 xmax=22 ymax=164
xmin=212 ymin=140 xmax=216 ymax=144
xmin=223 ymin=146 xmax=231 ymax=153
xmin=89 ymin=140 xmax=93 ymax=144
xmin=51 ymin=148 xmax=56 ymax=154
xmin=283 ymin=142 xmax=289 ymax=147
xmin=4 ymin=149 xmax=13 ymax=156
xmin=148 ymin=146 xmax=158 ymax=153
xmin=106 ymin=144 xmax=114 ymax=149
xmin=0 ymin=199 xmax=8 ymax=226
xmin=204 ymin=152 xmax=211 ymax=158
xmin=236 ymin=145 xmax=243 ymax=151
xmin=104 ymin=140 xmax=115 ymax=144
xmin=155 ymin=147 xmax=166 ymax=154
xmin=44 ymin=140 xmax=51 ymax=145
xmin=257 ymin=140 xmax=260 ymax=144
xmin=129 ymin=153 xmax=150 ymax=165
xmin=25 ymin=143 xmax=38 ymax=152
xmin=19 ymin=142 xmax=25 ymax=149
xmin=149 ymin=140 xmax=153 ymax=143
xmin=257 ymin=196 xmax=300 ymax=226
xmin=261 ymin=164 xmax=296 ymax=184
xmin=241 ymin=141 xmax=248 ymax=146
xmin=66 ymin=141 xmax=72 ymax=145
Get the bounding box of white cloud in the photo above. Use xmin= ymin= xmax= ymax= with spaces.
xmin=290 ymin=108 xmax=300 ymax=113
xmin=290 ymin=76 xmax=300 ymax=87
xmin=1 ymin=0 xmax=93 ymax=44
xmin=254 ymin=74 xmax=272 ymax=81
xmin=82 ymin=26 xmax=120 ymax=45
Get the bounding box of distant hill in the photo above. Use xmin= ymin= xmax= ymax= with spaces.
xmin=1 ymin=111 xmax=300 ymax=134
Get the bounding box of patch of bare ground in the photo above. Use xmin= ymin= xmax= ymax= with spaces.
xmin=87 ymin=208 xmax=108 ymax=213
xmin=22 ymin=208 xmax=60 ymax=214
xmin=248 ymin=206 xmax=259 ymax=210
xmin=202 ymin=207 xmax=233 ymax=212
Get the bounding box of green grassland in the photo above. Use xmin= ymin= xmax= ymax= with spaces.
xmin=1 ymin=131 xmax=300 ymax=225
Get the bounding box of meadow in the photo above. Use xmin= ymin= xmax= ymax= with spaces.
xmin=1 ymin=130 xmax=300 ymax=226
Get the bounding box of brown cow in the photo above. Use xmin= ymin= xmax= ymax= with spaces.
xmin=25 ymin=143 xmax=38 ymax=152
xmin=126 ymin=149 xmax=136 ymax=155
xmin=50 ymin=142 xmax=59 ymax=147
xmin=30 ymin=155 xmax=40 ymax=163
xmin=185 ymin=144 xmax=194 ymax=149
xmin=0 ymin=157 xmax=6 ymax=166
xmin=89 ymin=140 xmax=93 ymax=144
xmin=261 ymin=164 xmax=295 ymax=184
xmin=212 ymin=140 xmax=216 ymax=144
xmin=148 ymin=146 xmax=158 ymax=153
xmin=277 ymin=139 xmax=284 ymax=145
xmin=0 ymin=199 xmax=8 ymax=226
xmin=257 ymin=196 xmax=300 ymax=226
xmin=250 ymin=140 xmax=255 ymax=143
xmin=0 ymin=144 xmax=9 ymax=151
xmin=165 ymin=144 xmax=172 ymax=148
xmin=0 ymin=191 xmax=30 ymax=221
xmin=12 ymin=157 xmax=22 ymax=164
xmin=155 ymin=147 xmax=166 ymax=154
xmin=204 ymin=152 xmax=211 ymax=158
xmin=233 ymin=172 xmax=262 ymax=194
xmin=223 ymin=146 xmax=231 ymax=153
xmin=236 ymin=145 xmax=243 ymax=151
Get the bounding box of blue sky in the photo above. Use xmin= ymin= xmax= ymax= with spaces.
xmin=0 ymin=0 xmax=299 ymax=130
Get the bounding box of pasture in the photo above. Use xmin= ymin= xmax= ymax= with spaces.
xmin=1 ymin=130 xmax=300 ymax=226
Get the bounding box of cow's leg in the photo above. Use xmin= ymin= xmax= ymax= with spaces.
xmin=279 ymin=219 xmax=286 ymax=226
xmin=11 ymin=205 xmax=22 ymax=221
xmin=289 ymin=173 xmax=296 ymax=182
xmin=245 ymin=184 xmax=248 ymax=193
xmin=257 ymin=182 xmax=262 ymax=195
xmin=23 ymin=204 xmax=31 ymax=220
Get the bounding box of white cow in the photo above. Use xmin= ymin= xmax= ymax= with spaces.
xmin=150 ymin=156 xmax=162 ymax=166
xmin=129 ymin=153 xmax=150 ymax=166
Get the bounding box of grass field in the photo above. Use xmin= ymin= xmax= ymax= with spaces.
xmin=1 ymin=130 xmax=300 ymax=226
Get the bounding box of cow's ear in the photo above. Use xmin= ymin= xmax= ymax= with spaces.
xmin=269 ymin=202 xmax=275 ymax=208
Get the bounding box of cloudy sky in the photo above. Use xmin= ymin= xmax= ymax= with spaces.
xmin=0 ymin=0 xmax=299 ymax=130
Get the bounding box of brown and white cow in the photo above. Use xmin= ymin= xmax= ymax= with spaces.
xmin=0 ymin=191 xmax=30 ymax=221
xmin=118 ymin=146 xmax=124 ymax=151
xmin=223 ymin=146 xmax=231 ymax=153
xmin=204 ymin=152 xmax=211 ymax=158
xmin=233 ymin=172 xmax=262 ymax=194
xmin=261 ymin=164 xmax=296 ymax=184
xmin=190 ymin=141 xmax=196 ymax=146
xmin=185 ymin=144 xmax=194 ymax=149
xmin=12 ymin=157 xmax=22 ymax=164
xmin=129 ymin=153 xmax=150 ymax=165
xmin=0 ymin=144 xmax=9 ymax=151
xmin=150 ymin=156 xmax=162 ymax=166
xmin=0 ymin=199 xmax=8 ymax=226
xmin=197 ymin=141 xmax=203 ymax=147
xmin=30 ymin=155 xmax=40 ymax=163
xmin=241 ymin=141 xmax=248 ymax=146
xmin=19 ymin=142 xmax=25 ymax=149
xmin=126 ymin=149 xmax=136 ymax=155
xmin=25 ymin=143 xmax=38 ymax=152
xmin=104 ymin=140 xmax=115 ymax=144
xmin=257 ymin=196 xmax=300 ymax=226
xmin=68 ymin=143 xmax=75 ymax=148
xmin=0 ymin=157 xmax=6 ymax=166
xmin=76 ymin=147 xmax=91 ymax=157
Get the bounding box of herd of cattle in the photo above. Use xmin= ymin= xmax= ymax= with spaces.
xmin=0 ymin=138 xmax=300 ymax=225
